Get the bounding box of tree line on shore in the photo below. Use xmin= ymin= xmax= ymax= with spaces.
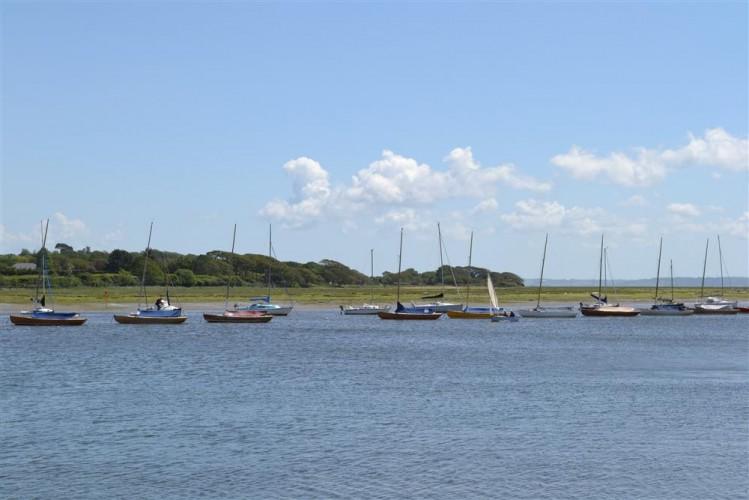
xmin=0 ymin=244 xmax=524 ymax=289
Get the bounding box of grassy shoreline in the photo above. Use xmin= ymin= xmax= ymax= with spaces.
xmin=1 ymin=285 xmax=747 ymax=307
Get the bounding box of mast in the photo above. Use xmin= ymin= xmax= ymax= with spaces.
xmin=396 ymin=228 xmax=403 ymax=305
xmin=670 ymin=259 xmax=675 ymax=302
xmin=597 ymin=234 xmax=604 ymax=302
xmin=466 ymin=231 xmax=474 ymax=305
xmin=717 ymin=234 xmax=724 ymax=296
xmin=267 ymin=224 xmax=272 ymax=300
xmin=700 ymin=238 xmax=709 ymax=299
xmin=603 ymin=247 xmax=608 ymax=297
xmin=225 ymin=224 xmax=237 ymax=310
xmin=437 ymin=222 xmax=445 ymax=293
xmin=370 ymin=248 xmax=374 ymax=303
xmin=536 ymin=233 xmax=549 ymax=309
xmin=140 ymin=222 xmax=154 ymax=308
xmin=654 ymin=237 xmax=663 ymax=303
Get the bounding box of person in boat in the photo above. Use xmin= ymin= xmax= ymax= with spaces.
xmin=155 ymin=297 xmax=167 ymax=310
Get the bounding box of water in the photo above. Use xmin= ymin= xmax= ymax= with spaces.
xmin=1 ymin=311 xmax=747 ymax=499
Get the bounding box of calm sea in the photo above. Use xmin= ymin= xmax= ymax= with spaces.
xmin=1 ymin=311 xmax=747 ymax=499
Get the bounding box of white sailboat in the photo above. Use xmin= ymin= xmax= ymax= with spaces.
xmin=340 ymin=249 xmax=390 ymax=315
xmin=693 ymin=236 xmax=737 ymax=314
xmin=517 ymin=234 xmax=577 ymax=318
xmin=489 ymin=274 xmax=518 ymax=322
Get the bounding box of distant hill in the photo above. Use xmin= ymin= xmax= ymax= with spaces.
xmin=525 ymin=277 xmax=749 ymax=288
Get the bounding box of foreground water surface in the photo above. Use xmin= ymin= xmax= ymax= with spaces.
xmin=1 ymin=311 xmax=747 ymax=499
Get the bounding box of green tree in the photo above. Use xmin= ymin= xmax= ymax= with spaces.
xmin=174 ymin=268 xmax=196 ymax=287
xmin=106 ymin=249 xmax=134 ymax=272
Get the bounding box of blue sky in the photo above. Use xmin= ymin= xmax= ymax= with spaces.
xmin=1 ymin=1 xmax=747 ymax=280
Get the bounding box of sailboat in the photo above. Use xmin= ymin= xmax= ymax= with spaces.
xmin=693 ymin=236 xmax=738 ymax=314
xmin=114 ymin=222 xmax=187 ymax=324
xmin=489 ymin=275 xmax=519 ymax=322
xmin=10 ymin=219 xmax=87 ymax=326
xmin=410 ymin=223 xmax=463 ymax=312
xmin=517 ymin=234 xmax=577 ymax=318
xmin=639 ymin=237 xmax=693 ymax=316
xmin=580 ymin=235 xmax=639 ymax=317
xmin=339 ymin=249 xmax=391 ymax=315
xmin=203 ymin=225 xmax=272 ymax=323
xmin=378 ymin=228 xmax=443 ymax=320
xmin=238 ymin=224 xmax=293 ymax=316
xmin=447 ymin=232 xmax=498 ymax=319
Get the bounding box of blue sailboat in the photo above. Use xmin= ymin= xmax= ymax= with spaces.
xmin=10 ymin=219 xmax=87 ymax=326
xmin=114 ymin=222 xmax=187 ymax=324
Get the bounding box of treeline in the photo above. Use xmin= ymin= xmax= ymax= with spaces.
xmin=0 ymin=244 xmax=524 ymax=288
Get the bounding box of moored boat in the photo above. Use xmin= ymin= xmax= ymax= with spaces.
xmin=579 ymin=235 xmax=639 ymax=317
xmin=637 ymin=240 xmax=693 ymax=316
xmin=114 ymin=222 xmax=187 ymax=325
xmin=446 ymin=232 xmax=499 ymax=319
xmin=340 ymin=249 xmax=390 ymax=315
xmin=236 ymin=225 xmax=293 ymax=316
xmin=10 ymin=219 xmax=87 ymax=326
xmin=203 ymin=310 xmax=272 ymax=323
xmin=692 ymin=237 xmax=738 ymax=314
xmin=341 ymin=304 xmax=391 ymax=315
xmin=378 ymin=228 xmax=443 ymax=320
xmin=10 ymin=309 xmax=87 ymax=326
xmin=203 ymin=224 xmax=273 ymax=324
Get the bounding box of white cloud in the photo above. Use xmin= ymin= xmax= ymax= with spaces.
xmin=552 ymin=128 xmax=748 ymax=186
xmin=374 ymin=208 xmax=431 ymax=232
xmin=723 ymin=211 xmax=749 ymax=239
xmin=261 ymin=148 xmax=551 ymax=227
xmin=259 ymin=157 xmax=339 ymax=228
xmin=444 ymin=147 xmax=552 ymax=193
xmin=500 ymin=199 xmax=647 ymax=237
xmin=471 ymin=198 xmax=499 ymax=214
xmin=0 ymin=213 xmax=88 ymax=252
xmin=621 ymin=194 xmax=648 ymax=207
xmin=667 ymin=203 xmax=701 ymax=217
xmin=51 ymin=212 xmax=87 ymax=240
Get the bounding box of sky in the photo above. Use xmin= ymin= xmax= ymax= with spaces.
xmin=1 ymin=1 xmax=747 ymax=280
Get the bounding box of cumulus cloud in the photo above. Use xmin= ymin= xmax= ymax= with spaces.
xmin=500 ymin=199 xmax=647 ymax=237
xmin=471 ymin=198 xmax=499 ymax=214
xmin=621 ymin=194 xmax=648 ymax=207
xmin=667 ymin=203 xmax=701 ymax=218
xmin=261 ymin=148 xmax=551 ymax=227
xmin=0 ymin=213 xmax=88 ymax=252
xmin=260 ymin=157 xmax=339 ymax=228
xmin=552 ymin=128 xmax=748 ymax=186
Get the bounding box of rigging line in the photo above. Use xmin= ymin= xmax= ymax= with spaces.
xmin=440 ymin=237 xmax=461 ymax=293
xmin=605 ymin=247 xmax=619 ymax=301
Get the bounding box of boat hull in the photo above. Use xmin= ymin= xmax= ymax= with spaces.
xmin=517 ymin=308 xmax=577 ymax=318
xmin=490 ymin=314 xmax=519 ymax=322
xmin=692 ymin=306 xmax=738 ymax=315
xmin=10 ymin=314 xmax=87 ymax=326
xmin=377 ymin=311 xmax=443 ymax=320
xmin=580 ymin=306 xmax=639 ymax=317
xmin=238 ymin=305 xmax=293 ymax=316
xmin=411 ymin=302 xmax=463 ymax=312
xmin=737 ymin=307 xmax=749 ymax=313
xmin=114 ymin=314 xmax=188 ymax=324
xmin=638 ymin=308 xmax=694 ymax=316
xmin=203 ymin=312 xmax=272 ymax=323
xmin=446 ymin=310 xmax=494 ymax=319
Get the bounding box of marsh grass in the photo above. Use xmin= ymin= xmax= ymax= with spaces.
xmin=1 ymin=285 xmax=747 ymax=306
